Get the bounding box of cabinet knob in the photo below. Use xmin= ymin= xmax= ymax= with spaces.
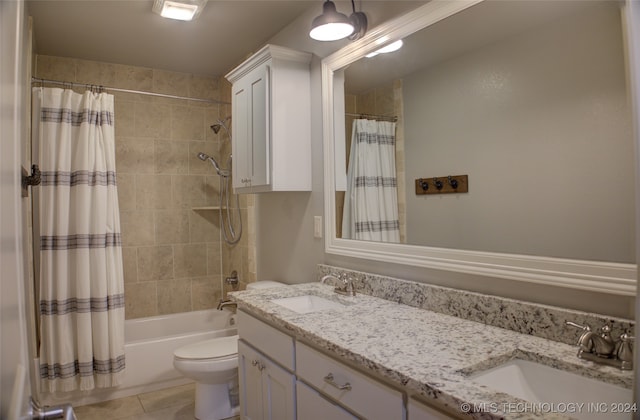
xmin=251 ymin=359 xmax=265 ymax=371
xmin=323 ymin=373 xmax=352 ymax=391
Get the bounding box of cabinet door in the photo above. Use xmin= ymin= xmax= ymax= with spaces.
xmin=297 ymin=381 xmax=358 ymax=420
xmin=262 ymin=356 xmax=295 ymax=420
xmin=232 ymin=63 xmax=270 ymax=192
xmin=238 ymin=341 xmax=264 ymax=420
xmin=232 ymin=78 xmax=250 ymax=190
xmin=247 ymin=63 xmax=270 ymax=189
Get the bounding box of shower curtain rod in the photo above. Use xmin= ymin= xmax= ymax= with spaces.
xmin=346 ymin=112 xmax=398 ymax=122
xmin=31 ymin=77 xmax=230 ymax=105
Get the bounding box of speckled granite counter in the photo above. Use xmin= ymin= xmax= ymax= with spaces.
xmin=230 ymin=282 xmax=633 ymax=420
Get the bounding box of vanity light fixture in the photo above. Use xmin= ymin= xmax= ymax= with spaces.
xmin=309 ymin=0 xmax=367 ymax=42
xmin=366 ymin=39 xmax=404 ymax=58
xmin=152 ymin=0 xmax=207 ymax=21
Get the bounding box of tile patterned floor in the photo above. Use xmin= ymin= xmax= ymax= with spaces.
xmin=73 ymin=383 xmax=240 ymax=420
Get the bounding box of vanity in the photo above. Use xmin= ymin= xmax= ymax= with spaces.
xmin=231 ymin=267 xmax=634 ymax=420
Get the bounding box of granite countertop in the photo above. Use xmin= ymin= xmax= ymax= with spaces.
xmin=230 ymin=283 xmax=633 ymax=420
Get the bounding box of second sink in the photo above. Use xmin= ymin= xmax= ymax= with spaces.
xmin=469 ymin=359 xmax=632 ymax=420
xmin=271 ymin=295 xmax=346 ymax=314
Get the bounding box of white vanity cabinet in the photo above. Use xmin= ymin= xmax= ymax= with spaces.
xmin=225 ymin=44 xmax=311 ymax=193
xmin=237 ymin=311 xmax=295 ymax=420
xmin=408 ymin=398 xmax=458 ymax=420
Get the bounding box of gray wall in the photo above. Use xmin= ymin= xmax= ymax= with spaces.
xmin=260 ymin=2 xmax=635 ymax=318
xmin=404 ymin=4 xmax=634 ymax=263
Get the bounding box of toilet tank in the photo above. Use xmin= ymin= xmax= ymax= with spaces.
xmin=246 ymin=281 xmax=286 ymax=290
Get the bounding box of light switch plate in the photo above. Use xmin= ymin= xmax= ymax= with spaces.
xmin=313 ymin=216 xmax=322 ymax=238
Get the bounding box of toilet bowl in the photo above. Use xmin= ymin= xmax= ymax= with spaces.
xmin=173 ymin=280 xmax=286 ymax=420
xmin=173 ymin=335 xmax=239 ymax=420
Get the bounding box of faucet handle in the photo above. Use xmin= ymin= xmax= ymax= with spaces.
xmin=566 ymin=321 xmax=591 ymax=331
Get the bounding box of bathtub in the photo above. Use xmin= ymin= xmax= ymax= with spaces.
xmin=39 ymin=308 xmax=237 ymax=407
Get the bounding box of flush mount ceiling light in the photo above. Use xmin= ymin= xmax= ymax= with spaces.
xmin=152 ymin=0 xmax=207 ymax=21
xmin=309 ymin=0 xmax=367 ymax=42
xmin=365 ymin=39 xmax=404 ymax=58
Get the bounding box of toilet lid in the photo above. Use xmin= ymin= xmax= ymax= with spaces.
xmin=174 ymin=335 xmax=238 ymax=360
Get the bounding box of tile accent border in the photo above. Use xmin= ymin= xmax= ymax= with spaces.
xmin=317 ymin=264 xmax=634 ymax=346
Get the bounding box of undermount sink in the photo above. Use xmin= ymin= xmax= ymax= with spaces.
xmin=271 ymin=295 xmax=346 ymax=314
xmin=469 ymin=359 xmax=632 ymax=420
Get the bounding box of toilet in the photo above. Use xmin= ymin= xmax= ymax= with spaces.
xmin=173 ymin=280 xmax=286 ymax=420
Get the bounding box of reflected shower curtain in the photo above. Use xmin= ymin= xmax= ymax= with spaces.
xmin=342 ymin=119 xmax=400 ymax=242
xmin=34 ymin=87 xmax=125 ymax=392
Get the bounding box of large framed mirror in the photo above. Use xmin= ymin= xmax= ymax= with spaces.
xmin=322 ymin=0 xmax=636 ymax=295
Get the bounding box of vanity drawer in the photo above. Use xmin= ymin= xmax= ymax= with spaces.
xmin=237 ymin=310 xmax=294 ymax=370
xmin=296 ymin=342 xmax=403 ymax=420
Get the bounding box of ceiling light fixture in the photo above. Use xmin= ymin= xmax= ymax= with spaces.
xmin=366 ymin=39 xmax=404 ymax=58
xmin=152 ymin=0 xmax=207 ymax=21
xmin=309 ymin=0 xmax=367 ymax=42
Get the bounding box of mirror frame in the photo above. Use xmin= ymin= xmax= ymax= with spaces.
xmin=322 ymin=0 xmax=636 ymax=296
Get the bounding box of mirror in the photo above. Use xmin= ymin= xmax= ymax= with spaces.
xmin=322 ymin=0 xmax=636 ymax=295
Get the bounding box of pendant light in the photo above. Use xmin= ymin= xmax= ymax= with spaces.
xmin=309 ymin=0 xmax=367 ymax=42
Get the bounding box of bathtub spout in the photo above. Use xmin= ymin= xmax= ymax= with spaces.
xmin=217 ymin=299 xmax=237 ymax=311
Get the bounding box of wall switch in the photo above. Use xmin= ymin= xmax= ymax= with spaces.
xmin=314 ymin=216 xmax=322 ymax=238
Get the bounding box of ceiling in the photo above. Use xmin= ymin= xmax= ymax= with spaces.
xmin=26 ymin=0 xmax=318 ymax=76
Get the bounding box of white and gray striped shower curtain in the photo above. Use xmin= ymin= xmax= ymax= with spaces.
xmin=34 ymin=87 xmax=125 ymax=392
xmin=342 ymin=119 xmax=400 ymax=242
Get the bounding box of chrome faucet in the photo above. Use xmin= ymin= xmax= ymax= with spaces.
xmin=320 ymin=273 xmax=357 ymax=297
xmin=217 ymin=299 xmax=237 ymax=311
xmin=566 ymin=321 xmax=634 ymax=370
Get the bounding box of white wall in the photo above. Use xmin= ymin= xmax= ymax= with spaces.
xmin=1 ymin=0 xmax=34 ymax=418
xmin=260 ymin=2 xmax=635 ymax=318
xmin=404 ymin=4 xmax=634 ymax=263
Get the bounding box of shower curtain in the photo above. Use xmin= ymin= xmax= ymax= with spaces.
xmin=342 ymin=119 xmax=400 ymax=242
xmin=34 ymin=87 xmax=126 ymax=392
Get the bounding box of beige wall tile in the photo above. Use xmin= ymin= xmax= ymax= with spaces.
xmin=124 ymin=282 xmax=157 ymax=319
xmin=137 ymin=246 xmax=174 ymax=281
xmin=35 ymin=55 xmax=76 ymax=81
xmin=171 ymin=105 xmax=204 ymax=141
xmin=117 ymin=173 xmax=136 ymax=211
xmin=172 ymin=175 xmax=206 ymax=208
xmin=75 ymin=59 xmax=117 ymax=86
xmin=189 ymin=210 xmax=220 ymax=243
xmin=203 ymin=176 xmax=221 ymax=207
xmin=155 ymin=210 xmax=190 ymax=244
xmin=157 ymin=280 xmax=191 ymax=314
xmin=174 ymin=244 xmax=207 ymax=279
xmin=189 ymin=75 xmax=218 ymax=101
xmin=115 ymin=137 xmax=155 ymax=174
xmin=115 ymin=64 xmax=153 ymax=92
xmin=153 ymin=69 xmax=190 ymax=97
xmin=206 ymin=242 xmax=222 ymax=276
xmin=115 ymin=100 xmax=136 ymax=138
xmin=375 ymin=85 xmax=395 ymax=115
xmin=155 ymin=141 xmax=189 ymax=175
xmin=191 ymin=277 xmax=222 ymax=310
xmin=120 ymin=210 xmax=155 ymax=246
xmin=136 ymin=174 xmax=172 ymax=209
xmin=121 ymin=247 xmax=138 ymax=283
xmin=135 ymin=102 xmax=171 ymax=139
xmin=222 ymin=243 xmax=245 ymax=283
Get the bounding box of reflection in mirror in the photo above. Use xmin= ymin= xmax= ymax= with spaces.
xmin=334 ymin=0 xmax=634 ymax=263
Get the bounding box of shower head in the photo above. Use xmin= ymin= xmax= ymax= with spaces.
xmin=210 ymin=117 xmax=231 ymax=140
xmin=197 ymin=152 xmax=228 ymax=177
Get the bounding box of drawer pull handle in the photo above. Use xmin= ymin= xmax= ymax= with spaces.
xmin=323 ymin=373 xmax=352 ymax=391
xmin=251 ymin=360 xmax=265 ymax=371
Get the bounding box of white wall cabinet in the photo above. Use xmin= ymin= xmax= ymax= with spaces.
xmin=226 ymin=44 xmax=311 ymax=193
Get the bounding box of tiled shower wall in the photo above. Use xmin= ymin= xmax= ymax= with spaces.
xmin=34 ymin=55 xmax=256 ymax=319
